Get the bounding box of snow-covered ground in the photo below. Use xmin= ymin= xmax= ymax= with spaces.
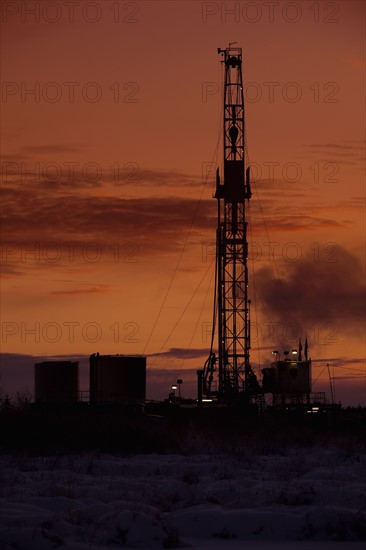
xmin=1 ymin=444 xmax=365 ymax=549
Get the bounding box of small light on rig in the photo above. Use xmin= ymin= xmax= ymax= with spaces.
xmin=171 ymin=385 xmax=177 ymax=391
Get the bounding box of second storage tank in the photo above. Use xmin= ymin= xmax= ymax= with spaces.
xmin=89 ymin=353 xmax=146 ymax=404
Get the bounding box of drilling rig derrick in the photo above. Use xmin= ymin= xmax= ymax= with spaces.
xmin=202 ymin=45 xmax=259 ymax=404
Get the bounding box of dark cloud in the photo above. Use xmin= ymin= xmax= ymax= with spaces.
xmin=20 ymin=145 xmax=82 ymax=155
xmin=1 ymin=153 xmax=29 ymax=163
xmin=128 ymin=169 xmax=200 ymax=187
xmin=147 ymin=347 xmax=209 ymax=360
xmin=0 ymin=263 xmax=27 ymax=278
xmin=301 ymin=141 xmax=365 ymax=167
xmin=248 ymin=183 xmax=353 ymax=233
xmin=1 ymin=186 xmax=215 ymax=259
xmin=1 ymin=168 xmax=200 ymax=190
xmin=253 ymin=213 xmax=347 ymax=233
xmin=1 ymin=155 xmax=201 ymax=190
xmin=254 ymin=246 xmax=366 ymax=336
xmin=306 ymin=142 xmax=365 ymax=151
xmin=345 ymin=197 xmax=365 ymax=211
xmin=0 ymin=175 xmax=356 ymax=284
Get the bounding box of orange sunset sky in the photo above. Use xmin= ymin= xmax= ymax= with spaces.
xmin=1 ymin=0 xmax=365 ymax=405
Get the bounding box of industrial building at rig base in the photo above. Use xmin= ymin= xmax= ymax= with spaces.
xmin=34 ymin=355 xmax=146 ymax=405
xmin=262 ymin=358 xmax=311 ymax=406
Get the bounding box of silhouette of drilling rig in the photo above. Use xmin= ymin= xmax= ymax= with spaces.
xmin=196 ymin=46 xmax=326 ymax=412
xmin=32 ymin=46 xmax=328 ymax=414
xmin=199 ymin=45 xmax=261 ymax=404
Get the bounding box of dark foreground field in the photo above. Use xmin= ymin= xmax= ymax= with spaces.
xmin=0 ymin=402 xmax=365 ymax=454
xmin=1 ymin=405 xmax=365 ymax=549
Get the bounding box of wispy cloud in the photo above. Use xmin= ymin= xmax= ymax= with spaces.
xmin=49 ymin=286 xmax=109 ymax=295
xmin=20 ymin=144 xmax=82 ymax=155
xmin=342 ymin=56 xmax=366 ymax=72
xmin=300 ymin=141 xmax=365 ymax=167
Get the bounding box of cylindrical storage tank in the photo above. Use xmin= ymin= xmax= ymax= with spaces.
xmin=90 ymin=354 xmax=146 ymax=404
xmin=34 ymin=361 xmax=79 ymax=403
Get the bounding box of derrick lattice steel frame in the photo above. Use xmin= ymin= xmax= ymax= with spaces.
xmin=204 ymin=46 xmax=252 ymax=400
